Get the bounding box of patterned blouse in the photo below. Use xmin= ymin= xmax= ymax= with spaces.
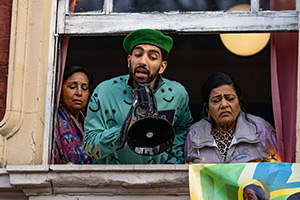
xmin=211 ymin=129 xmax=236 ymax=161
xmin=53 ymin=107 xmax=93 ymax=164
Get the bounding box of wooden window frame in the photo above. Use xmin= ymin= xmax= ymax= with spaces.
xmin=57 ymin=0 xmax=298 ymax=35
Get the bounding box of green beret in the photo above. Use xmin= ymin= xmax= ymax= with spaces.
xmin=123 ymin=29 xmax=173 ymax=55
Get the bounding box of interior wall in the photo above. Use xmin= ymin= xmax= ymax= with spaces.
xmin=65 ymin=34 xmax=272 ymax=124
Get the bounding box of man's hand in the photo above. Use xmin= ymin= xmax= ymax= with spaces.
xmin=128 ymin=116 xmax=137 ymax=129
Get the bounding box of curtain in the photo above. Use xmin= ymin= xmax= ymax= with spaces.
xmin=271 ymin=0 xmax=298 ymax=162
xmin=56 ymin=0 xmax=75 ymax=106
xmin=56 ymin=36 xmax=70 ymax=107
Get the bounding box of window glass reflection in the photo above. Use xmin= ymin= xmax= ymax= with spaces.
xmin=70 ymin=0 xmax=104 ymax=13
xmin=218 ymin=0 xmax=269 ymax=11
xmin=113 ymin=0 xmax=209 ymax=12
xmin=113 ymin=0 xmax=270 ymax=12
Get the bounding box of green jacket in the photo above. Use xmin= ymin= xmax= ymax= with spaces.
xmin=83 ymin=74 xmax=193 ymax=164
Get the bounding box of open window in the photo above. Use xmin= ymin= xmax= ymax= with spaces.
xmin=1 ymin=0 xmax=298 ymax=198
xmin=48 ymin=0 xmax=299 ymax=164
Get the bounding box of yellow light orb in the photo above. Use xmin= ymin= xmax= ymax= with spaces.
xmin=219 ymin=4 xmax=270 ymax=56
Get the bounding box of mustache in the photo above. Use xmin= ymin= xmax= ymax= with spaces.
xmin=134 ymin=66 xmax=150 ymax=74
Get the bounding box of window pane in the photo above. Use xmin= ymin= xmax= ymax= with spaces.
xmin=113 ymin=0 xmax=270 ymax=12
xmin=219 ymin=0 xmax=270 ymax=11
xmin=113 ymin=0 xmax=209 ymax=12
xmin=70 ymin=0 xmax=104 ymax=13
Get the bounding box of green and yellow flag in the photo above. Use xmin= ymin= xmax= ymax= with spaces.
xmin=189 ymin=162 xmax=300 ymax=200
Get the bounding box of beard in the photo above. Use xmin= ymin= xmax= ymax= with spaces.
xmin=129 ymin=63 xmax=161 ymax=85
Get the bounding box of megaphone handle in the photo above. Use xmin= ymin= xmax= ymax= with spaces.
xmin=117 ymin=106 xmax=134 ymax=151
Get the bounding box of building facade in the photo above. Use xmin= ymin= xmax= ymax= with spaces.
xmin=0 ymin=0 xmax=298 ymax=199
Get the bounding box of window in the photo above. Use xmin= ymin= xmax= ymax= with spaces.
xmin=48 ymin=0 xmax=298 ymax=164
xmin=70 ymin=0 xmax=271 ymax=13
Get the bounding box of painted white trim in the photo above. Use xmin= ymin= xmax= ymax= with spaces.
xmin=42 ymin=0 xmax=59 ymax=165
xmin=6 ymin=165 xmax=189 ymax=197
xmin=104 ymin=0 xmax=113 ymax=14
xmin=57 ymin=0 xmax=67 ymax=35
xmin=60 ymin=11 xmax=298 ymax=35
xmin=251 ymin=0 xmax=260 ymax=12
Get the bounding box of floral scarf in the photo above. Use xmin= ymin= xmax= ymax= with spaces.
xmin=53 ymin=107 xmax=93 ymax=164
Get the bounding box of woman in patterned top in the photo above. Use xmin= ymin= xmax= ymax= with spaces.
xmin=53 ymin=65 xmax=94 ymax=164
xmin=184 ymin=72 xmax=278 ymax=164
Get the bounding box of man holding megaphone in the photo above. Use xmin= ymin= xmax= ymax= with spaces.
xmin=83 ymin=29 xmax=193 ymax=164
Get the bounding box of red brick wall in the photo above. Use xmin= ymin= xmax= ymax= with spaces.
xmin=0 ymin=0 xmax=12 ymax=121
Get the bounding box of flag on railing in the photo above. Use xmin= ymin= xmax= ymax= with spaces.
xmin=189 ymin=162 xmax=300 ymax=200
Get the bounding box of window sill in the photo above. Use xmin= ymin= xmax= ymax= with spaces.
xmin=2 ymin=164 xmax=189 ymax=198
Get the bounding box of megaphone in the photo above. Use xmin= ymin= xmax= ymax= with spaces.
xmin=117 ymin=83 xmax=175 ymax=156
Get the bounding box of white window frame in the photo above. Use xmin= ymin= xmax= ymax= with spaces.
xmin=57 ymin=0 xmax=298 ymax=35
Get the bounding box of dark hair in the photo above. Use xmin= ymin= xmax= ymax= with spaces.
xmin=63 ymin=65 xmax=93 ymax=87
xmin=160 ymin=48 xmax=168 ymax=61
xmin=287 ymin=192 xmax=300 ymax=200
xmin=243 ymin=184 xmax=265 ymax=200
xmin=201 ymin=72 xmax=244 ymax=117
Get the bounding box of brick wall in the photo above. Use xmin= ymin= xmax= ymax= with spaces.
xmin=0 ymin=0 xmax=12 ymax=121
